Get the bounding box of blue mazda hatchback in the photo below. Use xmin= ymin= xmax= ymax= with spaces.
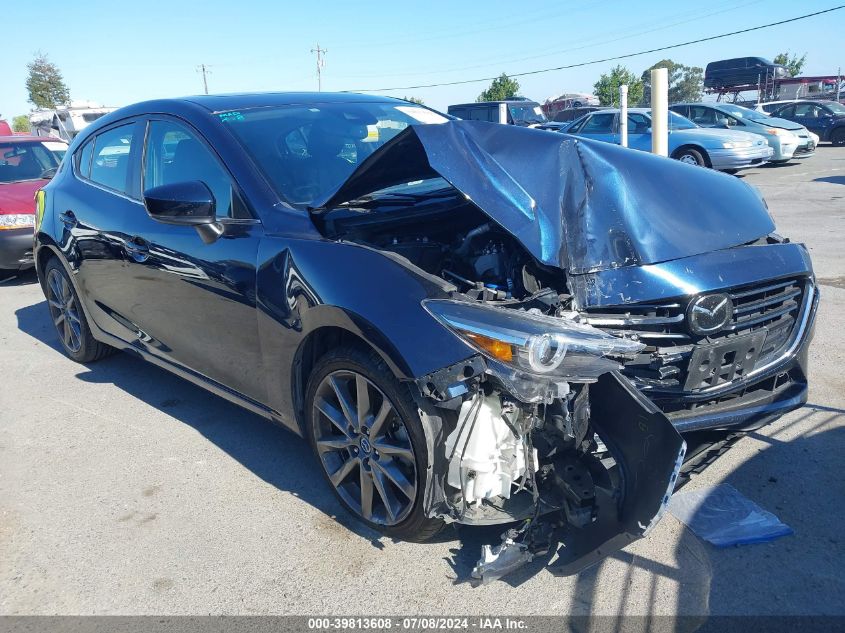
xmin=32 ymin=92 xmax=818 ymax=581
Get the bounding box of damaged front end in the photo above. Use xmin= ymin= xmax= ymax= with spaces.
xmin=417 ymin=300 xmax=685 ymax=584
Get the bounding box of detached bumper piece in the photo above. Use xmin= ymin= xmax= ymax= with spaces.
xmin=471 ymin=373 xmax=686 ymax=584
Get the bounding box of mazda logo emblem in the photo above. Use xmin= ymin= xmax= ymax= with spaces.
xmin=687 ymin=293 xmax=733 ymax=335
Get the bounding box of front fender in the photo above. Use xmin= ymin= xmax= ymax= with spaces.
xmin=255 ymin=236 xmax=477 ymax=424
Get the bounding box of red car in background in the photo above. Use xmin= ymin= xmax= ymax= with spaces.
xmin=0 ymin=136 xmax=68 ymax=276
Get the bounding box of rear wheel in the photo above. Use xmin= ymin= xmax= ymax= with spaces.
xmin=831 ymin=128 xmax=845 ymax=146
xmin=673 ymin=147 xmax=707 ymax=167
xmin=44 ymin=259 xmax=114 ymax=363
xmin=305 ymin=346 xmax=444 ymax=541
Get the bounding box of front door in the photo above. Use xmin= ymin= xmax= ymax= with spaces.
xmin=112 ymin=117 xmax=265 ymax=403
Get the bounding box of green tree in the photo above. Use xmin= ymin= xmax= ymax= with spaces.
xmin=593 ymin=66 xmax=643 ymax=106
xmin=477 ymin=73 xmax=520 ymax=102
xmin=641 ymin=59 xmax=704 ymax=104
xmin=12 ymin=115 xmax=30 ymax=133
xmin=402 ymin=96 xmax=425 ymax=105
xmin=25 ymin=52 xmax=70 ymax=109
xmin=773 ymin=52 xmax=807 ymax=77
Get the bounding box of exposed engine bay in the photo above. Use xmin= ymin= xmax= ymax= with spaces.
xmin=317 ymin=198 xmax=686 ymax=584
xmin=322 ymin=201 xmax=564 ymax=305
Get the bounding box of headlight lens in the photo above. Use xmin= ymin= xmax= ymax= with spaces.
xmin=766 ymin=128 xmax=796 ymax=140
xmin=424 ymin=299 xmax=644 ymax=400
xmin=722 ymin=141 xmax=752 ymax=149
xmin=0 ymin=213 xmax=36 ymax=230
xmin=525 ymin=333 xmax=568 ymax=373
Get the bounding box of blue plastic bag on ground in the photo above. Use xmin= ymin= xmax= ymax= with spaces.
xmin=668 ymin=483 xmax=793 ymax=547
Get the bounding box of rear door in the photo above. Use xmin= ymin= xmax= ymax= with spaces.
xmin=109 ymin=116 xmax=266 ymax=402
xmin=55 ymin=119 xmax=147 ymax=343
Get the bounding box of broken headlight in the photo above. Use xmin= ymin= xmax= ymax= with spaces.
xmin=424 ymin=299 xmax=644 ymax=402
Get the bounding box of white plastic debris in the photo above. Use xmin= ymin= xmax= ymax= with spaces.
xmin=444 ymin=394 xmax=536 ymax=504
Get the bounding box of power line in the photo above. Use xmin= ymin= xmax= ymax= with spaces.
xmin=341 ymin=0 xmax=763 ymax=81
xmin=347 ymin=6 xmax=845 ymax=93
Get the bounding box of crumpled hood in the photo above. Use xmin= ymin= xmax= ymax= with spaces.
xmin=316 ymin=121 xmax=774 ymax=274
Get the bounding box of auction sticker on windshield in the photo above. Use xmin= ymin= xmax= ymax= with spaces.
xmin=395 ymin=106 xmax=448 ymax=124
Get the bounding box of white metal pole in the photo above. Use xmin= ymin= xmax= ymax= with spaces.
xmin=619 ymin=84 xmax=629 ymax=147
xmin=651 ymin=67 xmax=669 ymax=157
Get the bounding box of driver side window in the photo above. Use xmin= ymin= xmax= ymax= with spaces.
xmin=144 ymin=120 xmax=249 ymax=219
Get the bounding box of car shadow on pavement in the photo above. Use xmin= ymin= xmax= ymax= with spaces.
xmin=814 ymin=175 xmax=845 ymax=185
xmin=14 ymin=300 xmax=845 ymax=619
xmin=0 ymin=268 xmax=39 ymax=286
xmin=14 ymin=299 xmax=391 ymax=550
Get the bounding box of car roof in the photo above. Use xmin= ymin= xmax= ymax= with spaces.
xmin=0 ymin=135 xmax=67 ymax=143
xmin=179 ymin=91 xmax=407 ymax=111
xmin=784 ymin=100 xmax=840 ymax=105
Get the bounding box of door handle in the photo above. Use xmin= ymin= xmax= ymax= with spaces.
xmin=124 ymin=236 xmax=150 ymax=262
xmin=59 ymin=210 xmax=77 ymax=229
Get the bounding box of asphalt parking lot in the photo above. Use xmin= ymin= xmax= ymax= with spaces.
xmin=1 ymin=147 xmax=843 ymax=617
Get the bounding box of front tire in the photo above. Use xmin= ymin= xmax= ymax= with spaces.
xmin=305 ymin=346 xmax=444 ymax=542
xmin=673 ymin=147 xmax=707 ymax=167
xmin=44 ymin=258 xmax=114 ymax=363
xmin=831 ymin=128 xmax=845 ymax=147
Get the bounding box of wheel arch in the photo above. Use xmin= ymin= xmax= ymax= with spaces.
xmin=291 ymin=321 xmax=413 ymax=436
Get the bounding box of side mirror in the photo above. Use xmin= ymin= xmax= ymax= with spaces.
xmin=143 ymin=181 xmax=216 ymax=225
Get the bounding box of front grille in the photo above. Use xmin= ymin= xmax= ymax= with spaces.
xmin=581 ymin=277 xmax=808 ymax=393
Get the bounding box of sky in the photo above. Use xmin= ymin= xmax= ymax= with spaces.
xmin=1 ymin=0 xmax=843 ymax=120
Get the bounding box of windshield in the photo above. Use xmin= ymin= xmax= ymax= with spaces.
xmin=718 ymin=104 xmax=769 ymax=122
xmin=508 ymin=103 xmax=547 ymax=125
xmin=826 ymin=102 xmax=845 ymax=115
xmin=0 ymin=141 xmax=63 ymax=183
xmin=219 ymin=102 xmax=449 ymax=207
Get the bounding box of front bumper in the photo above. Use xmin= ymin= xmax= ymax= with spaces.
xmin=709 ymin=145 xmax=774 ymax=170
xmin=0 ymin=228 xmax=35 ymax=271
xmin=770 ymin=136 xmax=816 ymax=162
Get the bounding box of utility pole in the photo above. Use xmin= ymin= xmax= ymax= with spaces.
xmin=311 ymin=43 xmax=327 ymax=91
xmin=196 ymin=64 xmax=211 ymax=95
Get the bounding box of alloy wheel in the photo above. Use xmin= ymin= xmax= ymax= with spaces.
xmin=312 ymin=370 xmax=418 ymax=526
xmin=46 ymin=269 xmax=82 ymax=353
xmin=679 ymin=154 xmax=699 ymax=165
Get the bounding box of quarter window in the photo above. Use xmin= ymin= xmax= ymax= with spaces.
xmin=89 ymin=124 xmax=136 ymax=196
xmin=144 ymin=120 xmax=247 ymax=219
xmin=77 ymin=140 xmax=94 ymax=179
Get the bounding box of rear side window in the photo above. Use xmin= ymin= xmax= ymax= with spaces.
xmin=89 ymin=124 xmax=136 ymax=196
